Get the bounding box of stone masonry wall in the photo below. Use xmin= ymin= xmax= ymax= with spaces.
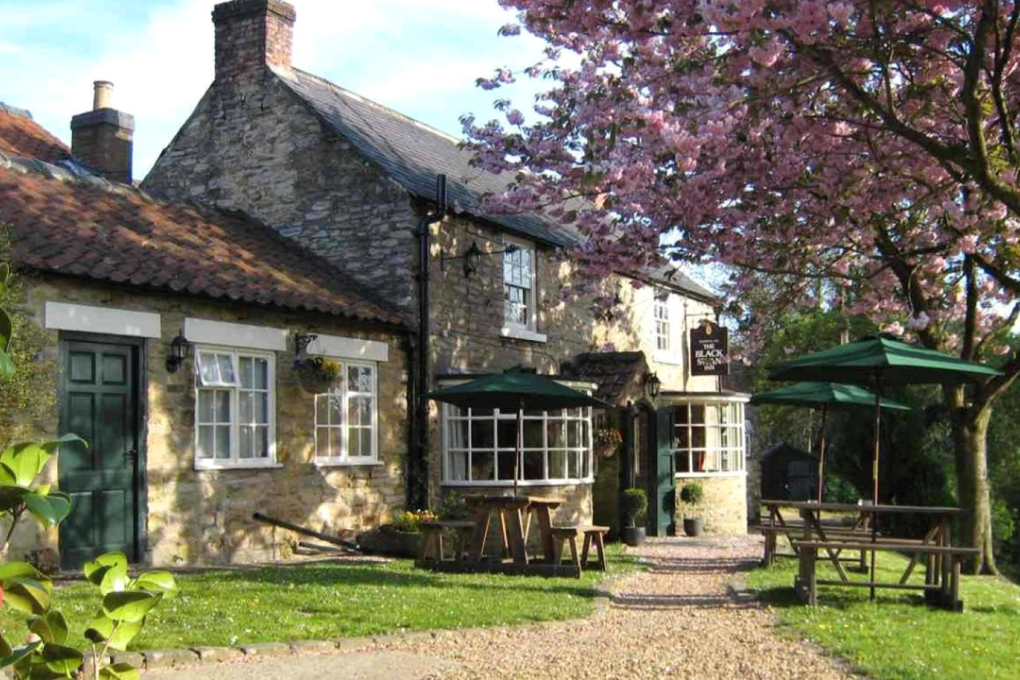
xmin=17 ymin=275 xmax=408 ymax=565
xmin=676 ymin=473 xmax=747 ymax=536
xmin=143 ymin=74 xmax=417 ymax=310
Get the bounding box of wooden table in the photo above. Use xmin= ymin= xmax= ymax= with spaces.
xmin=464 ymin=494 xmax=565 ymax=565
xmin=761 ymin=500 xmax=966 ymax=603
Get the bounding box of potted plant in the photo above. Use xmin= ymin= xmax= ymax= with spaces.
xmin=357 ymin=509 xmax=437 ymax=557
xmin=680 ymin=483 xmax=705 ymax=537
xmin=294 ymin=355 xmax=343 ymax=393
xmin=593 ymin=426 xmax=623 ymax=458
xmin=620 ymin=487 xmax=648 ymax=547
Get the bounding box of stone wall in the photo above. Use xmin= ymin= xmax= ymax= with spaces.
xmin=143 ymin=75 xmax=417 ymax=310
xmin=16 ymin=275 xmax=408 ymax=565
xmin=675 ymin=474 xmax=748 ymax=536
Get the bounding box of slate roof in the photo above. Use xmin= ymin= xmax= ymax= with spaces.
xmin=270 ymin=67 xmax=717 ymax=302
xmin=0 ymin=149 xmax=404 ymax=327
xmin=0 ymin=104 xmax=72 ymax=164
xmin=564 ymin=352 xmax=651 ymax=406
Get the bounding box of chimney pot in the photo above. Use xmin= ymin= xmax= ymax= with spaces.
xmin=93 ymin=80 xmax=114 ymax=110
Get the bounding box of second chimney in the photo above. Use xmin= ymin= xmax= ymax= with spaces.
xmin=71 ymin=81 xmax=134 ymax=184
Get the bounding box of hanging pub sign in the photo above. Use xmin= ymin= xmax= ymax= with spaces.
xmin=690 ymin=321 xmax=729 ymax=376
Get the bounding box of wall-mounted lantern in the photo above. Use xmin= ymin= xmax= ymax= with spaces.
xmin=440 ymin=241 xmax=518 ymax=278
xmin=166 ymin=334 xmax=191 ymax=374
xmin=644 ymin=372 xmax=662 ymax=399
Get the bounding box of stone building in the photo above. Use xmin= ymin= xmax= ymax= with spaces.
xmin=143 ymin=0 xmax=750 ymax=539
xmin=0 ymin=98 xmax=410 ymax=568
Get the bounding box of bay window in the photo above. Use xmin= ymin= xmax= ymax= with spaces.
xmin=671 ymin=400 xmax=746 ymax=474
xmin=195 ymin=348 xmax=276 ymax=469
xmin=314 ymin=362 xmax=378 ymax=464
xmin=443 ymin=405 xmax=593 ymax=485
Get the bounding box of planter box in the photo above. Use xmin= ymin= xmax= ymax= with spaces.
xmin=357 ymin=526 xmax=422 ymax=558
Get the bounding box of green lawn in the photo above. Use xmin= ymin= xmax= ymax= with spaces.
xmin=1 ymin=549 xmax=637 ymax=651
xmin=746 ymin=549 xmax=1020 ymax=680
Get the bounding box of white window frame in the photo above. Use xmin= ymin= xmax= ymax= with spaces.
xmin=502 ymin=238 xmax=538 ymax=333
xmin=441 ymin=405 xmax=594 ymax=487
xmin=314 ymin=360 xmax=380 ymax=466
xmin=194 ymin=347 xmax=278 ymax=470
xmin=654 ymin=293 xmax=671 ymax=353
xmin=670 ymin=400 xmax=747 ymax=477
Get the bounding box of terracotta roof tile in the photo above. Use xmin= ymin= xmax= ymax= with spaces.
xmin=0 ymin=158 xmax=405 ymax=327
xmin=0 ymin=104 xmax=71 ymax=164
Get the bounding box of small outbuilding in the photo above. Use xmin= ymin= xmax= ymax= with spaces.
xmin=760 ymin=443 xmax=818 ymax=501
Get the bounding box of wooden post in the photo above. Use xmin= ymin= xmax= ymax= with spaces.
xmin=817 ymin=405 xmax=828 ymax=503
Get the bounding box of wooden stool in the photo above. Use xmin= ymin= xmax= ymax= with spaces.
xmin=420 ymin=520 xmax=477 ymax=563
xmin=579 ymin=525 xmax=609 ymax=571
xmin=550 ymin=526 xmax=583 ymax=575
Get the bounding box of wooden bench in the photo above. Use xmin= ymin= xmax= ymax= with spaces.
xmin=753 ymin=524 xmax=873 ymax=569
xmin=793 ymin=539 xmax=980 ymax=611
xmin=550 ymin=525 xmax=609 ymax=574
xmin=419 ymin=520 xmax=477 ymax=563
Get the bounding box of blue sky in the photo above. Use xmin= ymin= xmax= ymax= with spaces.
xmin=0 ymin=0 xmax=549 ymax=178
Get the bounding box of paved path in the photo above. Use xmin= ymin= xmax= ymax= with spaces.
xmin=145 ymin=537 xmax=856 ymax=680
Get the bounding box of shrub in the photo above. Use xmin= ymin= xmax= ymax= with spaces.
xmin=620 ymin=487 xmax=647 ymax=527
xmin=679 ymin=483 xmax=703 ymax=507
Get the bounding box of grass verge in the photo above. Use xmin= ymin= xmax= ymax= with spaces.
xmin=746 ymin=549 xmax=1020 ymax=680
xmin=1 ymin=546 xmax=638 ymax=650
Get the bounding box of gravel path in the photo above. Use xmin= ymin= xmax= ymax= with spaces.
xmin=367 ymin=536 xmax=857 ymax=680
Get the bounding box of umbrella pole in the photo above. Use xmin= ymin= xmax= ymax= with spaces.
xmin=513 ymin=405 xmax=522 ymax=500
xmin=817 ymin=405 xmax=827 ymax=503
xmin=870 ymin=375 xmax=882 ymax=601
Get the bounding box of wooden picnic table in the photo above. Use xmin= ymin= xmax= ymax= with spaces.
xmin=760 ymin=500 xmax=970 ymax=607
xmin=464 ymin=494 xmax=565 ymax=565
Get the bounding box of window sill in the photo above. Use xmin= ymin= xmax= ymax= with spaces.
xmin=653 ymin=351 xmax=682 ymax=366
xmin=314 ymin=459 xmax=384 ymax=468
xmin=500 ymin=326 xmax=547 ymax=343
xmin=674 ymin=471 xmax=746 ymax=479
xmin=195 ymin=461 xmax=284 ymax=471
xmin=441 ymin=478 xmax=594 ymax=487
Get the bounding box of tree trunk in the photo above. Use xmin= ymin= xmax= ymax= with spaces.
xmin=948 ymin=386 xmax=998 ymax=575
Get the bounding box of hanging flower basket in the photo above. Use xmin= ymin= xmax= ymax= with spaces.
xmin=293 ymin=355 xmax=342 ymax=393
xmin=593 ymin=427 xmax=623 ymax=459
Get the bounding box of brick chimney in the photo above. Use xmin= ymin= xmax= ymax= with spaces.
xmin=70 ymin=81 xmax=135 ymax=184
xmin=212 ymin=0 xmax=296 ymax=82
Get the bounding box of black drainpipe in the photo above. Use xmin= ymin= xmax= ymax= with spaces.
xmin=410 ymin=174 xmax=446 ymax=511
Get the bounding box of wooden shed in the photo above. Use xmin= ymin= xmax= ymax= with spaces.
xmin=760 ymin=443 xmax=818 ymax=501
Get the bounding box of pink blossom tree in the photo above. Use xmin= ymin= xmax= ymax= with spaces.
xmin=464 ymin=0 xmax=1020 ymax=573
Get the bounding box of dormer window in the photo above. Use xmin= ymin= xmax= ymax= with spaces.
xmin=503 ymin=241 xmax=536 ymax=331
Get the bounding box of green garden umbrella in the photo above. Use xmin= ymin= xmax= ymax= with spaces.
xmin=769 ymin=336 xmax=1001 ymax=600
xmin=750 ymin=383 xmax=911 ymax=502
xmin=428 ymin=373 xmax=609 ymax=497
xmin=769 ymin=336 xmax=1000 ymax=503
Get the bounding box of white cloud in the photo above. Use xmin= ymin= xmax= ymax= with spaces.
xmin=1 ymin=0 xmax=554 ymax=177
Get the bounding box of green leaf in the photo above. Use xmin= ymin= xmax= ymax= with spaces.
xmin=0 ymin=307 xmax=12 ymax=353
xmin=84 ymin=553 xmax=129 ymax=593
xmin=4 ymin=577 xmax=53 ymax=615
xmin=0 ymin=561 xmax=46 ymax=582
xmin=84 ymin=616 xmax=143 ymax=652
xmin=99 ymin=663 xmax=140 ymax=680
xmin=133 ymin=571 xmax=177 ymax=598
xmin=0 ymin=346 xmax=13 ymax=378
xmin=102 ymin=591 xmax=161 ymax=623
xmin=0 ymin=631 xmax=11 ymax=657
xmin=0 ymin=640 xmax=42 ymax=670
xmin=28 ymin=611 xmax=68 ymax=645
xmin=40 ymin=643 xmax=82 ymax=675
xmin=23 ymin=492 xmax=72 ymax=528
xmin=0 ymin=436 xmax=85 ymax=488
xmin=0 ymin=262 xmax=10 ymax=288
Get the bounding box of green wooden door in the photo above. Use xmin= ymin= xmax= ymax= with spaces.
xmin=650 ymin=407 xmax=676 ymax=536
xmin=59 ymin=341 xmax=141 ymax=570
